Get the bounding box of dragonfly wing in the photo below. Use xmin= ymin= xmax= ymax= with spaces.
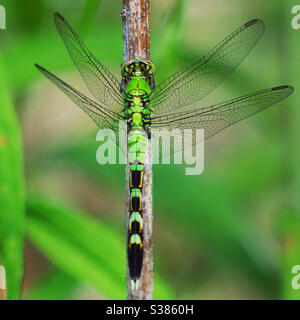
xmin=151 ymin=85 xmax=294 ymax=144
xmin=35 ymin=64 xmax=123 ymax=132
xmin=54 ymin=12 xmax=123 ymax=112
xmin=151 ymin=19 xmax=265 ymax=115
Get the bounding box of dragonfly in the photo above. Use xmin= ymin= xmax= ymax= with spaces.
xmin=35 ymin=13 xmax=294 ymax=291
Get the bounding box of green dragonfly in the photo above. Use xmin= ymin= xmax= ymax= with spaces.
xmin=35 ymin=13 xmax=294 ymax=291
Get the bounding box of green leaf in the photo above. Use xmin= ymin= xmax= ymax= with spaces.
xmin=0 ymin=54 xmax=25 ymax=299
xmin=26 ymin=196 xmax=174 ymax=299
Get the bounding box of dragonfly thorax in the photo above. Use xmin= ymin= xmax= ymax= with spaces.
xmin=124 ymin=93 xmax=152 ymax=130
xmin=121 ymin=59 xmax=153 ymax=131
xmin=125 ymin=77 xmax=152 ymax=96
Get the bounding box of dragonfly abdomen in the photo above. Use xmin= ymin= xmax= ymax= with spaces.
xmin=128 ymin=128 xmax=147 ymax=290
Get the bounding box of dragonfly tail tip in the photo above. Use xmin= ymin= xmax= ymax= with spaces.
xmin=131 ymin=279 xmax=140 ymax=291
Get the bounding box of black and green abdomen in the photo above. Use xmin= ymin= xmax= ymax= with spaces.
xmin=128 ymin=129 xmax=147 ymax=281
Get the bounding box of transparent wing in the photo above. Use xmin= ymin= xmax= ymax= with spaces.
xmin=151 ymin=19 xmax=265 ymax=115
xmin=54 ymin=12 xmax=123 ymax=112
xmin=35 ymin=64 xmax=123 ymax=132
xmin=151 ymin=85 xmax=294 ymax=145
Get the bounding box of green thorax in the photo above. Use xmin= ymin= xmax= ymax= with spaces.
xmin=121 ymin=58 xmax=155 ymax=130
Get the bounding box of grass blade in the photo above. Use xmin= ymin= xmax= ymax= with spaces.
xmin=0 ymin=55 xmax=25 ymax=300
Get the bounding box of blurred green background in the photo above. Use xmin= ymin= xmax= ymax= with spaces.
xmin=0 ymin=0 xmax=300 ymax=300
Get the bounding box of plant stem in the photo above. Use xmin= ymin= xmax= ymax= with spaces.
xmin=122 ymin=0 xmax=153 ymax=300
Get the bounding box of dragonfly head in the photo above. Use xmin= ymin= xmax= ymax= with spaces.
xmin=121 ymin=58 xmax=156 ymax=92
xmin=121 ymin=58 xmax=155 ymax=78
